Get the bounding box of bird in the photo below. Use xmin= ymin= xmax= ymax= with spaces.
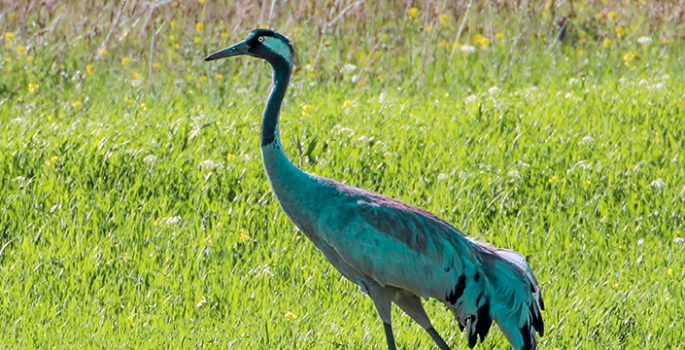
xmin=205 ymin=29 xmax=544 ymax=350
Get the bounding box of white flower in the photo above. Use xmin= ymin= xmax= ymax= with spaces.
xmin=143 ymin=155 xmax=158 ymax=165
xmin=460 ymin=45 xmax=476 ymax=54
xmin=569 ymin=78 xmax=581 ymax=86
xmin=437 ymin=173 xmax=448 ymax=181
xmin=674 ymin=237 xmax=684 ymax=244
xmin=200 ymin=159 xmax=219 ymax=170
xmin=165 ymin=215 xmax=182 ymax=225
xmin=649 ymin=178 xmax=665 ymax=189
xmin=488 ymin=86 xmax=500 ymax=95
xmin=341 ymin=63 xmax=357 ymax=74
xmin=578 ymin=135 xmax=594 ymax=145
xmin=565 ymin=92 xmax=574 ymax=99
xmin=637 ymin=36 xmax=652 ymax=45
xmin=464 ymin=94 xmax=477 ymax=104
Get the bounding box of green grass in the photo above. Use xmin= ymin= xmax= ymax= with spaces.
xmin=2 ymin=1 xmax=685 ymax=349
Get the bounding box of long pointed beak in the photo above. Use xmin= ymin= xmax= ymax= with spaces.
xmin=204 ymin=41 xmax=250 ymax=61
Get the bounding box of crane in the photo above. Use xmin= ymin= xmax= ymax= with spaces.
xmin=205 ymin=29 xmax=544 ymax=350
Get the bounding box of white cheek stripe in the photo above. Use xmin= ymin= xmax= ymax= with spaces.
xmin=262 ymin=37 xmax=293 ymax=64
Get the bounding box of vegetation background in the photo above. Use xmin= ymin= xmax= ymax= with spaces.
xmin=1 ymin=0 xmax=684 ymax=348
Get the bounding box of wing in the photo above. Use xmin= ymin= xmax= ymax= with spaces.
xmin=316 ymin=189 xmax=482 ymax=300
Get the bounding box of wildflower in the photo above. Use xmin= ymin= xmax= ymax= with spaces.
xmin=71 ymin=101 xmax=83 ymax=108
xmin=649 ymin=178 xmax=665 ymax=189
xmin=45 ymin=155 xmax=59 ymax=167
xmin=131 ymin=72 xmax=143 ymax=86
xmin=214 ymin=73 xmax=223 ymax=81
xmin=28 ymin=82 xmax=39 ymax=93
xmin=125 ymin=97 xmax=134 ymax=105
xmin=257 ymin=24 xmax=268 ymax=29
xmin=545 ymin=2 xmax=552 ymax=10
xmin=464 ymin=95 xmax=477 ymax=104
xmin=98 ymin=47 xmax=108 ymax=56
xmin=615 ymin=26 xmax=625 ymax=38
xmin=26 ymin=55 xmax=33 ymax=63
xmin=152 ymin=62 xmax=160 ymax=69
xmin=637 ymin=36 xmax=652 ymax=45
xmin=168 ymin=34 xmax=176 ymax=42
xmin=408 ymin=7 xmax=419 ymax=19
xmin=4 ymin=32 xmax=15 ymax=40
xmin=488 ymin=86 xmax=500 ymax=95
xmin=170 ymin=20 xmax=177 ymax=29
xmin=194 ymin=36 xmax=203 ymax=44
xmin=622 ymin=53 xmax=636 ymax=67
xmin=301 ymin=104 xmax=313 ymax=116
xmin=601 ymin=38 xmax=613 ymax=48
xmin=195 ymin=22 xmax=204 ymax=32
xmin=200 ymin=159 xmax=219 ymax=170
xmin=198 ymin=0 xmax=206 ymax=4
xmin=495 ymin=32 xmax=504 ymax=41
xmin=548 ymin=175 xmax=559 ymax=184
xmin=226 ymin=153 xmax=237 ymax=162
xmin=121 ymin=57 xmax=131 ymax=65
xmin=16 ymin=45 xmax=25 ymax=55
xmin=143 ymin=155 xmax=157 ymax=165
xmin=140 ymin=102 xmax=148 ymax=111
xmin=577 ymin=49 xmax=585 ymax=56
xmin=425 ymin=26 xmax=433 ymax=33
xmin=460 ymin=45 xmax=476 ymax=54
xmin=607 ymin=11 xmax=616 ymax=21
xmin=475 ymin=34 xmax=490 ymax=47
xmin=284 ymin=311 xmax=298 ymax=320
xmin=231 ymin=76 xmax=240 ymax=83
xmin=165 ymin=215 xmax=182 ymax=225
xmin=342 ymin=100 xmax=354 ymax=108
xmin=239 ymin=228 xmax=251 ymax=243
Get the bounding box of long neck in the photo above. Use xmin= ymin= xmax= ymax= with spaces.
xmin=260 ymin=60 xmax=318 ymax=223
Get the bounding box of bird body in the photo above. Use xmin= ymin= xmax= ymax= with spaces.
xmin=205 ymin=29 xmax=544 ymax=350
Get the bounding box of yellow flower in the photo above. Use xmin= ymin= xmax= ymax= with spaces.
xmin=4 ymin=57 xmax=11 ymax=63
xmin=257 ymin=24 xmax=268 ymax=29
xmin=152 ymin=61 xmax=160 ymax=69
xmin=198 ymin=0 xmax=206 ymax=4
xmin=195 ymin=22 xmax=204 ymax=32
xmin=615 ymin=26 xmax=625 ymax=38
xmin=544 ymin=2 xmax=552 ymax=10
xmin=4 ymin=32 xmax=15 ymax=40
xmin=98 ymin=47 xmax=108 ymax=56
xmin=577 ymin=49 xmax=585 ymax=56
xmin=194 ymin=36 xmax=203 ymax=44
xmin=439 ymin=14 xmax=449 ymax=24
xmin=548 ymin=175 xmax=559 ymax=184
xmin=168 ymin=34 xmax=176 ymax=42
xmin=85 ymin=64 xmax=94 ymax=74
xmin=607 ymin=11 xmax=616 ymax=21
xmin=26 ymin=55 xmax=33 ymax=63
xmin=231 ymin=76 xmax=240 ymax=83
xmin=170 ymin=20 xmax=177 ymax=29
xmin=623 ymin=53 xmax=637 ymax=67
xmin=16 ymin=45 xmax=25 ymax=54
xmin=140 ymin=102 xmax=148 ymax=110
xmin=342 ymin=100 xmax=354 ymax=108
xmin=301 ymin=104 xmax=313 ymax=116
xmin=667 ymin=268 xmax=672 ymax=277
xmin=125 ymin=97 xmax=134 ymax=105
xmin=475 ymin=34 xmax=490 ymax=47
xmin=214 ymin=74 xmax=224 ymax=80
xmin=602 ymin=38 xmax=613 ymax=48
xmin=71 ymin=101 xmax=83 ymax=108
xmin=226 ymin=153 xmax=237 ymax=162
xmin=408 ymin=7 xmax=419 ymax=19
xmin=239 ymin=228 xmax=251 ymax=243
xmin=45 ymin=155 xmax=59 ymax=167
xmin=28 ymin=82 xmax=39 ymax=93
xmin=284 ymin=311 xmax=298 ymax=320
xmin=495 ymin=32 xmax=504 ymax=41
xmin=425 ymin=26 xmax=433 ymax=33
xmin=121 ymin=57 xmax=131 ymax=65
xmin=131 ymin=72 xmax=143 ymax=86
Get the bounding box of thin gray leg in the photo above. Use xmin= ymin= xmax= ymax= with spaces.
xmin=383 ymin=322 xmax=397 ymax=350
xmin=367 ymin=285 xmax=397 ymax=350
xmin=395 ymin=294 xmax=452 ymax=350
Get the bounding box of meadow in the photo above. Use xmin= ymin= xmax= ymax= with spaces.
xmin=1 ymin=1 xmax=684 ymax=348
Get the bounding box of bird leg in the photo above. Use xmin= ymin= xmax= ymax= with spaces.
xmin=367 ymin=285 xmax=397 ymax=350
xmin=394 ymin=294 xmax=452 ymax=350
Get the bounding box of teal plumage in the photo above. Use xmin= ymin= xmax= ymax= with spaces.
xmin=205 ymin=29 xmax=544 ymax=350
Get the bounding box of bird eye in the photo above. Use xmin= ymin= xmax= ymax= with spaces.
xmin=258 ymin=36 xmax=264 ymax=42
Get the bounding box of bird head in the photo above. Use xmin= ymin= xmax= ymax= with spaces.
xmin=204 ymin=29 xmax=295 ymax=67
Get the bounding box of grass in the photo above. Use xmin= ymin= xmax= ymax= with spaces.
xmin=1 ymin=1 xmax=684 ymax=349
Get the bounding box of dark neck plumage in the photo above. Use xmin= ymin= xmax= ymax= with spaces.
xmin=261 ymin=59 xmax=291 ymax=147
